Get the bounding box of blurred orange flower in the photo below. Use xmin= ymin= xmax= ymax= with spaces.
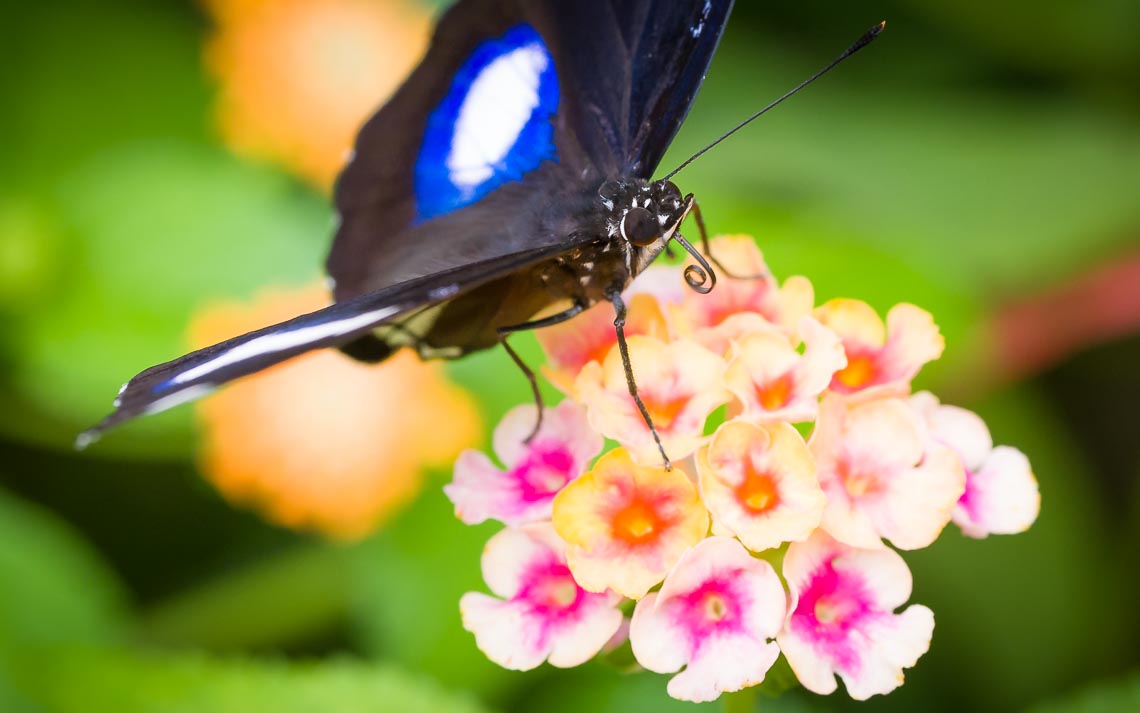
xmin=202 ymin=0 xmax=432 ymax=191
xmin=189 ymin=285 xmax=480 ymax=539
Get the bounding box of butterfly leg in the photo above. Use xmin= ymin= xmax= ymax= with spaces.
xmin=688 ymin=196 xmax=769 ymax=280
xmin=496 ymin=300 xmax=586 ymax=442
xmin=607 ymin=289 xmax=672 ymax=471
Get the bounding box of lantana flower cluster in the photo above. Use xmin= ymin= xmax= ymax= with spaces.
xmin=446 ymin=235 xmax=1040 ymax=703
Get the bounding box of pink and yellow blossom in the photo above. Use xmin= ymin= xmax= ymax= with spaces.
xmin=575 ymin=335 xmax=730 ymax=464
xmin=670 ymin=236 xmax=814 ymax=342
xmin=811 ymin=395 xmax=965 ymax=550
xmin=445 ymin=400 xmax=603 ymax=526
xmin=460 ymin=524 xmax=624 ymax=670
xmin=630 ymin=537 xmax=786 ymax=702
xmin=536 ymin=294 xmax=668 ymax=394
xmin=778 ymin=530 xmax=935 ymax=700
xmin=910 ymin=392 xmax=1040 ymax=538
xmin=815 ymin=299 xmax=944 ymax=397
xmin=552 ymin=449 xmax=708 ymax=599
xmin=696 ymin=419 xmax=825 ymax=552
xmin=724 ymin=316 xmax=847 ymax=423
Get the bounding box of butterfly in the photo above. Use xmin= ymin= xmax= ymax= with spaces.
xmin=80 ymin=0 xmax=882 ymax=465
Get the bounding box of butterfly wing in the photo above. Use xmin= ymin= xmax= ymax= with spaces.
xmin=79 ymin=236 xmax=593 ymax=446
xmin=328 ymin=0 xmax=734 ymax=301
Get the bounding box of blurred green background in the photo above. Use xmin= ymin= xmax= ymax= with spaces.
xmin=1 ymin=0 xmax=1138 ymax=711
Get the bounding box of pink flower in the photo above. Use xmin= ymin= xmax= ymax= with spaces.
xmin=552 ymin=448 xmax=708 ymax=599
xmin=630 ymin=537 xmax=786 ymax=702
xmin=811 ymin=395 xmax=965 ymax=550
xmin=460 ymin=524 xmax=624 ymax=670
xmin=445 ymin=401 xmax=602 ymax=526
xmin=815 ymin=299 xmax=944 ymax=398
xmin=778 ymin=530 xmax=934 ymax=700
xmin=670 ymin=236 xmax=814 ymax=339
xmin=910 ymin=392 xmax=1040 ymax=538
xmin=724 ymin=316 xmax=847 ymax=423
xmin=696 ymin=419 xmax=825 ymax=552
xmin=575 ymin=336 xmax=730 ymax=465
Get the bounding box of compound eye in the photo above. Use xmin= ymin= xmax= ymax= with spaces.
xmin=621 ymin=207 xmax=660 ymax=247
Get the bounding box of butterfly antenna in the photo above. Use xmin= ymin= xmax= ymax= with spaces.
xmin=661 ymin=21 xmax=886 ymax=182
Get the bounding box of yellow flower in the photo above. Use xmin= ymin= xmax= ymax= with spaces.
xmin=552 ymin=448 xmax=708 ymax=599
xmin=814 ymin=299 xmax=944 ymax=398
xmin=202 ymin=0 xmax=432 ymax=191
xmin=190 ymin=285 xmax=480 ymax=539
xmin=575 ymin=335 xmax=730 ymax=465
xmin=696 ymin=419 xmax=825 ymax=552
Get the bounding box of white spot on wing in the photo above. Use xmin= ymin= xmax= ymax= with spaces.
xmin=170 ymin=306 xmax=399 ymax=386
xmin=447 ymin=43 xmax=548 ymax=189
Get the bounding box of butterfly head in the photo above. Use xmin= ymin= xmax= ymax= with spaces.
xmin=601 ymin=179 xmax=689 ymax=251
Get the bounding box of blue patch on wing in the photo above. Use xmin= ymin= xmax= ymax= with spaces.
xmin=415 ymin=24 xmax=559 ymax=221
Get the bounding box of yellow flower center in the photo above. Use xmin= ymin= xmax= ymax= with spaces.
xmin=757 ymin=373 xmax=793 ymax=411
xmin=839 ymin=462 xmax=879 ymax=498
xmin=541 ymin=576 xmax=580 ymax=609
xmin=836 ymin=355 xmax=876 ymax=388
xmin=702 ymin=592 xmax=729 ymax=622
xmin=815 ymin=596 xmax=843 ymax=624
xmin=612 ymin=499 xmax=663 ymax=545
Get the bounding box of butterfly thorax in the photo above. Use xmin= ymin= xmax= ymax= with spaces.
xmin=542 ymin=178 xmax=688 ymax=306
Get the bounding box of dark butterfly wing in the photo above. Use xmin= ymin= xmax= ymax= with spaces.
xmin=328 ymin=0 xmax=734 ymax=301
xmin=539 ymin=0 xmax=735 ymax=177
xmin=78 ymin=235 xmax=592 ymax=447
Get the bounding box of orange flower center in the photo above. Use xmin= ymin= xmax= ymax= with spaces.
xmin=836 ymin=355 xmax=877 ymax=388
xmin=588 ymin=341 xmax=616 ymax=368
xmin=643 ymin=394 xmax=688 ymax=431
xmin=757 ymin=373 xmax=793 ymax=411
xmin=735 ymin=466 xmax=780 ymax=513
xmin=612 ymin=498 xmax=665 ymax=545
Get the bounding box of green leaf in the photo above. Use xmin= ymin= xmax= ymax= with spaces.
xmin=0 ymin=488 xmax=128 ymax=652
xmin=141 ymin=546 xmax=351 ymax=652
xmin=10 ymin=648 xmax=493 ymax=713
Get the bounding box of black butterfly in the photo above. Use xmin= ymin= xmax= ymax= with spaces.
xmin=80 ymin=0 xmax=882 ymax=465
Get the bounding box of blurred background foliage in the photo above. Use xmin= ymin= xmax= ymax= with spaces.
xmin=1 ymin=0 xmax=1138 ymax=711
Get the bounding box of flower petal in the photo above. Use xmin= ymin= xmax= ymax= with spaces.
xmin=813 ymin=396 xmax=964 ymax=550
xmin=631 ymin=537 xmax=786 ymax=702
xmin=697 ymin=420 xmax=825 ymax=552
xmin=462 ymin=524 xmax=624 ymax=671
xmin=956 ymin=446 xmax=1040 ymax=538
xmin=554 ymin=449 xmax=707 ymax=599
xmin=779 ymin=531 xmax=934 ymax=700
xmin=537 ymin=294 xmax=667 ymax=394
xmin=576 ymin=336 xmax=729 ymax=465
xmin=460 ymin=593 xmax=550 ymax=671
xmin=910 ymin=391 xmax=993 ymax=470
